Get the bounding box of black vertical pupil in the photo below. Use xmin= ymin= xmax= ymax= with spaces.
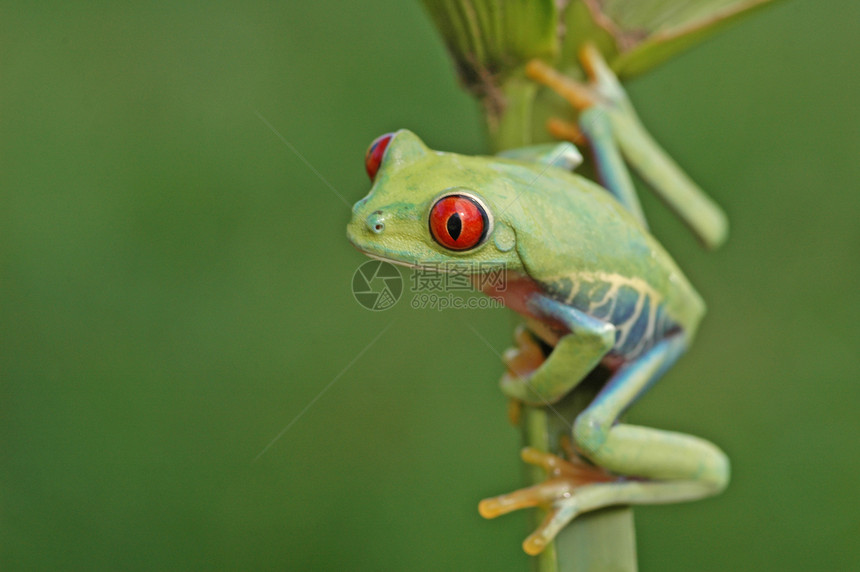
xmin=446 ymin=213 xmax=462 ymax=240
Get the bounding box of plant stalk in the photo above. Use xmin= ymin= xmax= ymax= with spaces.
xmin=491 ymin=84 xmax=639 ymax=572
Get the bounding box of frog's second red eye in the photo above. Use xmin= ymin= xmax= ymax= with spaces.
xmin=365 ymin=133 xmax=394 ymax=180
xmin=429 ymin=194 xmax=489 ymax=251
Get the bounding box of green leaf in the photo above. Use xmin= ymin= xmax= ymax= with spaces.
xmin=421 ymin=0 xmax=557 ymax=100
xmin=423 ymin=0 xmax=783 ymax=150
xmin=423 ymin=0 xmax=783 ymax=91
xmin=575 ymin=0 xmax=783 ymax=77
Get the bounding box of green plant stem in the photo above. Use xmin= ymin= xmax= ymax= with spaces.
xmin=521 ymin=375 xmax=637 ymax=572
xmin=490 ymin=89 xmax=639 ymax=572
xmin=487 ymin=79 xmax=538 ymax=153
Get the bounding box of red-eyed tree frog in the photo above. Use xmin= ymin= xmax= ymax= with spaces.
xmin=346 ymin=45 xmax=729 ymax=555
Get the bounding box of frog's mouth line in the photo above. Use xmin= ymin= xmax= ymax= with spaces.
xmin=345 ymin=235 xmax=422 ymax=269
xmin=347 ymin=228 xmax=513 ymax=274
xmin=349 ymin=242 xmax=475 ymax=274
xmin=362 ymin=251 xmax=423 ymax=270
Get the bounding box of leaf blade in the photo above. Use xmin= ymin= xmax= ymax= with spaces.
xmin=574 ymin=0 xmax=784 ymax=77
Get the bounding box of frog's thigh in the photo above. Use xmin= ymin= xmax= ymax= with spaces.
xmin=503 ymin=295 xmax=615 ymax=405
xmin=574 ymin=335 xmax=729 ymax=494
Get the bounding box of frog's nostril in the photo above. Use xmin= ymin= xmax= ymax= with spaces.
xmin=367 ymin=211 xmax=385 ymax=234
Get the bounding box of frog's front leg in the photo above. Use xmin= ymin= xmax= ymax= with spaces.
xmin=527 ymin=45 xmax=728 ymax=249
xmin=499 ymin=295 xmax=615 ymax=406
xmin=482 ymin=333 xmax=730 ymax=555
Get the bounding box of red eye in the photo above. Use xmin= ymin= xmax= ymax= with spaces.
xmin=429 ymin=194 xmax=489 ymax=251
xmin=364 ymin=133 xmax=393 ymax=180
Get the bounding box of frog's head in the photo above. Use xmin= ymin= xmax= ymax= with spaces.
xmin=347 ymin=130 xmax=525 ymax=275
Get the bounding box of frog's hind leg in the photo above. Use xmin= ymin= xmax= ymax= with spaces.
xmin=526 ymin=45 xmax=728 ymax=249
xmin=571 ymin=333 xmax=729 ymax=513
xmin=482 ymin=334 xmax=729 ymax=555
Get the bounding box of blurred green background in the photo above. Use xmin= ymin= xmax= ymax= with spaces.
xmin=2 ymin=1 xmax=858 ymax=570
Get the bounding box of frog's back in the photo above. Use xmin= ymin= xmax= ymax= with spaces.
xmin=499 ymin=162 xmax=705 ymax=357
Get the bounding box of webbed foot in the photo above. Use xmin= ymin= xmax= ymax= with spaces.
xmin=499 ymin=324 xmax=545 ymax=406
xmin=526 ymin=44 xmax=629 ymax=141
xmin=479 ymin=447 xmax=615 ymax=555
xmin=501 ymin=325 xmax=546 ymax=382
xmin=500 ymin=325 xmax=546 ymax=425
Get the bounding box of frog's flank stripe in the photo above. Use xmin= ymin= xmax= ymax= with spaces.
xmin=545 ymin=272 xmax=678 ymax=358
